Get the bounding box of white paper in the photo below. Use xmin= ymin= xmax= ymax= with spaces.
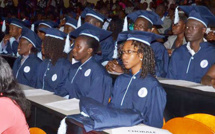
xmin=110 ymin=125 xmax=172 ymax=134
xmin=23 ymin=89 xmax=54 ymax=97
xmin=45 ymin=99 xmax=80 ymax=111
xmin=159 ymin=79 xmax=201 ymax=87
xmin=191 ymin=85 xmax=215 ymax=93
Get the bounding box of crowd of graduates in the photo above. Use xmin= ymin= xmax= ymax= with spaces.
xmin=1 ymin=0 xmax=215 ymax=133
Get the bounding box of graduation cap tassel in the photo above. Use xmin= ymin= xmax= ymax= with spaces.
xmin=77 ymin=16 xmax=81 ymax=28
xmin=31 ymin=24 xmax=35 ymax=31
xmin=122 ymin=16 xmax=128 ymax=31
xmin=112 ymin=41 xmax=118 ymax=59
xmin=63 ymin=34 xmax=71 ymax=54
xmin=2 ymin=20 xmax=6 ymax=32
xmin=57 ymin=117 xmax=67 ymax=134
xmin=174 ymin=6 xmax=179 ymax=25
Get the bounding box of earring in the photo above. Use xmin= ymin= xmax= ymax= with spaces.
xmin=140 ymin=58 xmax=142 ymax=61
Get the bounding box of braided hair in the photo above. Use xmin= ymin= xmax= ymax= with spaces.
xmin=119 ymin=40 xmax=155 ymax=78
xmin=43 ymin=36 xmax=67 ymax=65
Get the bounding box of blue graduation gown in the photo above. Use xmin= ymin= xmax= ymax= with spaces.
xmin=63 ymin=57 xmax=112 ymax=104
xmin=13 ymin=54 xmax=42 ymax=87
xmin=109 ymin=71 xmax=166 ymax=128
xmin=0 ymin=38 xmax=19 ymax=56
xmin=36 ymin=58 xmax=71 ymax=96
xmin=151 ymin=42 xmax=169 ymax=77
xmin=167 ymin=42 xmax=215 ymax=83
xmin=94 ymin=36 xmax=115 ymax=64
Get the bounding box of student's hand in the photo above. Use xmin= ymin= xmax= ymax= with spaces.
xmin=106 ymin=60 xmax=124 ymax=73
xmin=3 ymin=35 xmax=11 ymax=44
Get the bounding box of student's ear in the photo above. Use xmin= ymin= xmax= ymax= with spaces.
xmin=138 ymin=53 xmax=143 ymax=60
xmin=18 ymin=28 xmax=22 ymax=34
xmin=87 ymin=48 xmax=93 ymax=55
xmin=202 ymin=27 xmax=207 ymax=34
xmin=28 ymin=44 xmax=33 ymax=51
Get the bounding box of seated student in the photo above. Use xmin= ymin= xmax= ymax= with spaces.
xmin=201 ymin=64 xmax=215 ymax=88
xmin=34 ymin=20 xmax=58 ymax=60
xmin=109 ymin=31 xmax=166 ymax=128
xmin=167 ymin=6 xmax=215 ymax=83
xmin=80 ymin=7 xmax=115 ymax=65
xmin=35 ymin=28 xmax=71 ymax=96
xmin=0 ymin=57 xmax=30 ymax=133
xmin=13 ymin=28 xmax=42 ymax=87
xmin=0 ymin=18 xmax=26 ymax=56
xmin=164 ymin=12 xmax=187 ymax=56
xmin=59 ymin=23 xmax=113 ymax=104
xmin=107 ymin=10 xmax=169 ymax=77
xmin=63 ymin=16 xmax=77 ymax=34
xmin=74 ymin=31 xmax=166 ymax=131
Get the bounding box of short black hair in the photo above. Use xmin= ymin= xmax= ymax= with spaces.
xmin=79 ymin=35 xmax=100 ymax=55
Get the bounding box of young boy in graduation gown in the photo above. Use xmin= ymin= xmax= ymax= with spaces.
xmin=35 ymin=28 xmax=71 ymax=96
xmin=72 ymin=31 xmax=166 ymax=132
xmin=80 ymin=7 xmax=115 ymax=65
xmin=167 ymin=6 xmax=215 ymax=83
xmin=59 ymin=23 xmax=113 ymax=104
xmin=107 ymin=10 xmax=169 ymax=77
xmin=13 ymin=28 xmax=42 ymax=87
xmin=0 ymin=18 xmax=26 ymax=56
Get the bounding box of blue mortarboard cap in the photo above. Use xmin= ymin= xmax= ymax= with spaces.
xmin=34 ymin=20 xmax=58 ymax=28
xmin=39 ymin=28 xmax=67 ymax=40
xmin=9 ymin=18 xmax=27 ymax=28
xmin=81 ymin=7 xmax=106 ymax=22
xmin=21 ymin=27 xmax=42 ymax=49
xmin=117 ymin=31 xmax=164 ymax=46
xmin=179 ymin=5 xmax=215 ymax=27
xmin=65 ymin=16 xmax=77 ymax=29
xmin=127 ymin=10 xmax=163 ymax=25
xmin=70 ymin=23 xmax=112 ymax=42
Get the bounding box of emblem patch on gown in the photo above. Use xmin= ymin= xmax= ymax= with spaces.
xmin=200 ymin=60 xmax=208 ymax=68
xmin=84 ymin=69 xmax=91 ymax=77
xmin=138 ymin=87 xmax=148 ymax=98
xmin=52 ymin=74 xmax=57 ymax=81
xmin=24 ymin=66 xmax=30 ymax=73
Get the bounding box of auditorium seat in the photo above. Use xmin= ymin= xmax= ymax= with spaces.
xmin=185 ymin=113 xmax=215 ymax=132
xmin=30 ymin=127 xmax=46 ymax=134
xmin=162 ymin=117 xmax=214 ymax=134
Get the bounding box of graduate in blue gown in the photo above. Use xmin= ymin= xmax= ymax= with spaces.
xmin=0 ymin=18 xmax=27 ymax=56
xmin=80 ymin=7 xmax=115 ymax=65
xmin=13 ymin=28 xmax=42 ymax=87
xmin=167 ymin=6 xmax=215 ymax=83
xmin=67 ymin=31 xmax=166 ymax=132
xmin=59 ymin=23 xmax=113 ymax=104
xmin=35 ymin=28 xmax=71 ymax=96
xmin=106 ymin=10 xmax=169 ymax=77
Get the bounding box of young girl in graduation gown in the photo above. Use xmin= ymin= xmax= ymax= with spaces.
xmin=109 ymin=31 xmax=167 ymax=128
xmin=76 ymin=31 xmax=166 ymax=131
xmin=35 ymin=28 xmax=71 ymax=96
xmin=60 ymin=23 xmax=113 ymax=104
xmin=13 ymin=28 xmax=42 ymax=87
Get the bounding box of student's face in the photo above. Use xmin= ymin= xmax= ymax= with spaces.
xmin=185 ymin=19 xmax=206 ymax=42
xmin=122 ymin=40 xmax=143 ymax=74
xmin=172 ymin=20 xmax=185 ymax=35
xmin=134 ymin=18 xmax=151 ymax=32
xmin=9 ymin=25 xmax=21 ymax=37
xmin=18 ymin=38 xmax=33 ymax=56
xmin=72 ymin=36 xmax=92 ymax=63
xmin=41 ymin=43 xmax=45 ymax=56
xmin=37 ymin=31 xmax=46 ymax=40
xmin=64 ymin=25 xmax=75 ymax=34
xmin=85 ymin=16 xmax=102 ymax=28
